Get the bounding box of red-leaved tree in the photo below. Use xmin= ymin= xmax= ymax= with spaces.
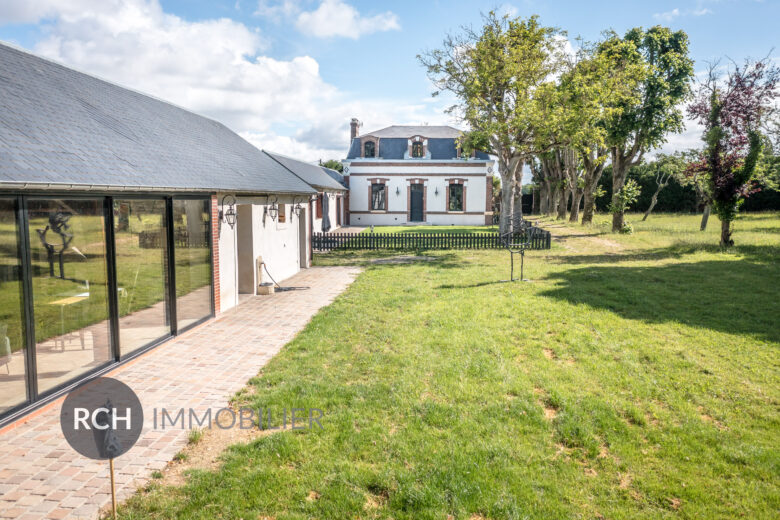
xmin=687 ymin=58 xmax=779 ymax=246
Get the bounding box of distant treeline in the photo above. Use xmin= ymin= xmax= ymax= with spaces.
xmin=593 ymin=166 xmax=780 ymax=213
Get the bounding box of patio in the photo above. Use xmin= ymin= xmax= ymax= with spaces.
xmin=0 ymin=266 xmax=360 ymax=520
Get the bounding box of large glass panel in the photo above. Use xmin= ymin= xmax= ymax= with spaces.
xmin=172 ymin=199 xmax=211 ymax=330
xmin=0 ymin=199 xmax=28 ymax=413
xmin=114 ymin=199 xmax=171 ymax=356
xmin=27 ymin=199 xmax=111 ymax=394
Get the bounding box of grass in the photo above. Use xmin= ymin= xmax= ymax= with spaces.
xmin=365 ymin=224 xmax=499 ymax=235
xmin=119 ymin=212 xmax=779 ymax=519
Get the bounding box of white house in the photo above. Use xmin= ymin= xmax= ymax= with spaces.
xmin=342 ymin=119 xmax=494 ymax=226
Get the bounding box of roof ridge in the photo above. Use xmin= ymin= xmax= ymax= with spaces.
xmin=263 ymin=149 xmax=343 ymax=177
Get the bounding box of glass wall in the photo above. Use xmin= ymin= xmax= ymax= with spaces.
xmin=27 ymin=199 xmax=112 ymax=395
xmin=114 ymin=199 xmax=171 ymax=356
xmin=172 ymin=199 xmax=212 ymax=330
xmin=0 ymin=199 xmax=27 ymax=413
xmin=0 ymin=194 xmax=213 ymax=423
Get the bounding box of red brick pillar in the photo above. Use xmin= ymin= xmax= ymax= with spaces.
xmin=210 ymin=194 xmax=221 ymax=315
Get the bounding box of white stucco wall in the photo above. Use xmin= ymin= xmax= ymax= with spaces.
xmin=217 ymin=193 xmax=309 ymax=313
xmin=312 ymin=191 xmax=345 ymax=233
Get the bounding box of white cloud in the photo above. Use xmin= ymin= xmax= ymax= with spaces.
xmin=653 ymin=6 xmax=713 ymax=23
xmin=8 ymin=0 xmax=442 ymax=162
xmin=653 ymin=8 xmax=681 ymax=22
xmin=296 ymin=0 xmax=400 ymax=39
xmin=254 ymin=0 xmax=300 ymax=20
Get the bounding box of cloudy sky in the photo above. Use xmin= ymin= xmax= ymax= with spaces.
xmin=0 ymin=0 xmax=776 ymax=171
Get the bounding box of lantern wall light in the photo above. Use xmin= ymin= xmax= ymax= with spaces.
xmin=219 ymin=195 xmax=237 ymax=229
xmin=267 ymin=196 xmax=279 ymax=221
xmin=292 ymin=197 xmax=303 ymax=217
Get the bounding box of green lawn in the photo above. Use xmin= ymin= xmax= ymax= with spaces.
xmin=364 ymin=224 xmax=499 ymax=234
xmin=121 ymin=212 xmax=779 ymax=519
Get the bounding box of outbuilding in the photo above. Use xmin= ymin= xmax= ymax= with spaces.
xmin=0 ymin=43 xmax=318 ymax=425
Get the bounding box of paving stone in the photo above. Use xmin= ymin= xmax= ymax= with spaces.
xmin=0 ymin=267 xmax=359 ymax=519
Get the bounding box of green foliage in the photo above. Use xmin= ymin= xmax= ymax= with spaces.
xmin=603 ymin=26 xmax=694 ymax=153
xmin=608 ymin=178 xmax=641 ymax=215
xmin=320 ymin=159 xmax=343 ymax=173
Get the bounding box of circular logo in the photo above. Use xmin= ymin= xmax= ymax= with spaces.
xmin=60 ymin=377 xmax=144 ymax=460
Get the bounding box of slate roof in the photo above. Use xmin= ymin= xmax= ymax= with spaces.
xmin=264 ymin=151 xmax=347 ymax=191
xmin=345 ymin=137 xmax=492 ymax=160
xmin=0 ymin=43 xmax=315 ymax=194
xmin=362 ymin=125 xmax=462 ymax=138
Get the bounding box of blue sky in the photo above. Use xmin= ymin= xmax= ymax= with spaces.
xmin=0 ymin=0 xmax=777 ymax=166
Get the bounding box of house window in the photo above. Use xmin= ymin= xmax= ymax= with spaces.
xmin=316 ymin=193 xmax=323 ymax=218
xmin=278 ymin=203 xmax=286 ymax=223
xmin=371 ymin=183 xmax=386 ymax=211
xmin=449 ymin=184 xmax=464 ymax=211
xmin=412 ymin=141 xmax=424 ymax=158
xmin=364 ymin=141 xmax=375 ymax=158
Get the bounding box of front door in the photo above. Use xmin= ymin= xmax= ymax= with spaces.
xmin=410 ymin=184 xmax=424 ymax=222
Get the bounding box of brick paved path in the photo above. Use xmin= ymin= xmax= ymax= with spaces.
xmin=0 ymin=267 xmax=361 ymax=520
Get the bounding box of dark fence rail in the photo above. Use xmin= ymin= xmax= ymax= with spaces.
xmin=312 ymin=227 xmax=551 ymax=252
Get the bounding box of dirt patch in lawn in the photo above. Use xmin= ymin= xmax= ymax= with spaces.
xmin=156 ymin=412 xmax=292 ymax=488
xmin=369 ymin=255 xmax=437 ymax=264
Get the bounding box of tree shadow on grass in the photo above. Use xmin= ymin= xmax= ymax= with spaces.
xmin=539 ymin=258 xmax=780 ymax=343
xmin=548 ymin=243 xmax=779 ymax=265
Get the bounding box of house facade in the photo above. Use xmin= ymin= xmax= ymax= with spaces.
xmin=342 ymin=120 xmax=494 ymax=226
xmin=0 ymin=43 xmax=332 ymax=426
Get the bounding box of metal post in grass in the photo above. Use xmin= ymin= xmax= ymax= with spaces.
xmin=500 ymin=215 xmax=531 ymax=282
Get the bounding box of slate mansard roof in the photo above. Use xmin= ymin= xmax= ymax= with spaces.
xmin=345 ymin=125 xmax=492 ymax=161
xmin=264 ymin=151 xmax=347 ymax=192
xmin=0 ymin=43 xmax=315 ymax=195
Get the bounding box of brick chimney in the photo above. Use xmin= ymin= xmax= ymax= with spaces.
xmin=350 ymin=118 xmax=360 ymax=140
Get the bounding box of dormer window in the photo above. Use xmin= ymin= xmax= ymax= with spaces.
xmin=411 ymin=141 xmax=424 ymax=158
xmin=364 ymin=141 xmax=375 ymax=158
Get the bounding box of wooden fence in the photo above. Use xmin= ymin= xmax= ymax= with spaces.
xmin=312 ymin=227 xmax=551 ymax=252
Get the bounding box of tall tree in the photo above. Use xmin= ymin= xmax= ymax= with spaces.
xmin=688 ymin=58 xmax=779 ymax=246
xmin=640 ymin=153 xmax=686 ymax=221
xmin=602 ymin=26 xmax=694 ymax=232
xmin=419 ymin=13 xmax=566 ymax=233
xmin=556 ymin=38 xmax=644 ymax=225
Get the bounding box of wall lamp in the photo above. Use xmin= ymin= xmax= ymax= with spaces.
xmin=435 ymin=187 xmax=439 ymax=196
xmin=396 ymin=186 xmax=400 ymax=196
xmin=292 ymin=196 xmax=303 ymax=217
xmin=267 ymin=195 xmax=279 ymax=221
xmin=219 ymin=195 xmax=236 ymax=229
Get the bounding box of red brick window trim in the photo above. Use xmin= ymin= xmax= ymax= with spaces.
xmin=408 ymin=135 xmax=427 ymax=158
xmin=368 ymin=178 xmax=388 ymax=212
xmin=361 ymin=136 xmax=380 ymax=158
xmin=445 ymin=178 xmax=467 ymax=213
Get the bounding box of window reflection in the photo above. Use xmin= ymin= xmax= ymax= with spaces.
xmin=114 ymin=199 xmax=171 ymax=356
xmin=27 ymin=199 xmax=111 ymax=395
xmin=173 ymin=199 xmax=212 ymax=330
xmin=0 ymin=199 xmax=27 ymax=413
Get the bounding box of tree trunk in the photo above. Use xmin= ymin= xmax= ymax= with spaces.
xmin=569 ymin=190 xmax=583 ymax=222
xmin=531 ymin=188 xmax=539 ymax=215
xmin=700 ymin=204 xmax=711 ymax=231
xmin=556 ymin=188 xmax=567 ymax=220
xmin=539 ymin=182 xmax=549 ymax=215
xmin=512 ymin=168 xmax=524 ymax=224
xmin=642 ymin=194 xmax=659 ymax=221
xmin=499 ymin=177 xmax=514 ymax=234
xmin=581 ymin=189 xmax=596 ymax=224
xmin=548 ymin=183 xmax=559 ymax=216
xmin=720 ymin=218 xmax=733 ymax=247
xmin=611 ymin=148 xmax=628 ymax=232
